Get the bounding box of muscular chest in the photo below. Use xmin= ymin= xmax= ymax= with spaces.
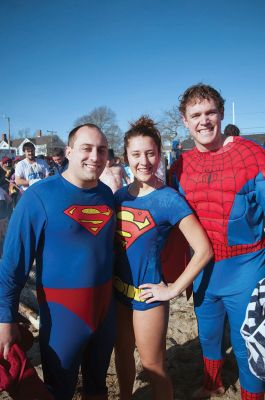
xmin=179 ymin=152 xmax=258 ymax=218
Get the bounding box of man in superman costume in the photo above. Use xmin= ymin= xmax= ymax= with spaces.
xmin=0 ymin=124 xmax=116 ymax=400
xmin=169 ymin=84 xmax=265 ymax=399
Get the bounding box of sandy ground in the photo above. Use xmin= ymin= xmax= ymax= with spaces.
xmin=0 ymin=273 xmax=242 ymax=400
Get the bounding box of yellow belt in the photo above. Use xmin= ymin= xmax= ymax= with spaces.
xmin=113 ymin=276 xmax=144 ymax=302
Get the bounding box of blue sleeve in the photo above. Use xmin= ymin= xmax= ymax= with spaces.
xmin=0 ymin=189 xmax=47 ymax=322
xmin=169 ymin=191 xmax=192 ymax=226
xmin=159 ymin=188 xmax=192 ymax=226
xmin=256 ymin=172 xmax=265 ymax=211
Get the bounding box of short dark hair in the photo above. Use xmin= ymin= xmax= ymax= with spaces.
xmin=52 ymin=147 xmax=65 ymax=157
xmin=224 ymin=124 xmax=240 ymax=137
xmin=22 ymin=142 xmax=35 ymax=152
xmin=179 ymin=83 xmax=225 ymax=116
xmin=68 ymin=123 xmax=104 ymax=147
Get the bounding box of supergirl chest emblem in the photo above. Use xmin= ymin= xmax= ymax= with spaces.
xmin=116 ymin=206 xmax=155 ymax=249
xmin=64 ymin=205 xmax=113 ymax=235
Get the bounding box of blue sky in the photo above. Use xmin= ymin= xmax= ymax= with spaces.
xmin=1 ymin=0 xmax=265 ymax=142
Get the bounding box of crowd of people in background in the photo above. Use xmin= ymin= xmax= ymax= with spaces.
xmin=0 ymin=145 xmax=69 ymax=256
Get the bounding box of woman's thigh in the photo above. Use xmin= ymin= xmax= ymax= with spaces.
xmin=133 ymin=303 xmax=169 ymax=366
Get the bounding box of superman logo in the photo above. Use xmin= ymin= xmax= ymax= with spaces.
xmin=116 ymin=206 xmax=155 ymax=249
xmin=64 ymin=205 xmax=113 ymax=235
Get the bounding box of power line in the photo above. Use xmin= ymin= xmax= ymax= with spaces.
xmin=47 ymin=130 xmax=57 ymax=135
xmin=241 ymin=126 xmax=265 ymax=130
xmin=236 ymin=112 xmax=265 ymax=115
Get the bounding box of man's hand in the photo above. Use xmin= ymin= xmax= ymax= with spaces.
xmin=0 ymin=322 xmax=21 ymax=359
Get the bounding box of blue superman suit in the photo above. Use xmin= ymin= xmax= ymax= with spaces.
xmin=0 ymin=175 xmax=116 ymax=400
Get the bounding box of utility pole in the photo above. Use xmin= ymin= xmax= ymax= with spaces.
xmin=232 ymin=102 xmax=235 ymax=124
xmin=3 ymin=115 xmax=11 ymax=149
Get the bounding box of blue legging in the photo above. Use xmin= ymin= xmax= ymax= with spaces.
xmin=194 ymin=256 xmax=265 ymax=393
xmin=39 ymin=301 xmax=115 ymax=400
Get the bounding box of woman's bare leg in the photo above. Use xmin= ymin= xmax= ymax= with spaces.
xmin=133 ymin=303 xmax=173 ymax=400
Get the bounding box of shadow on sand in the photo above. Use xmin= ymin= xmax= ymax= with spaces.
xmin=132 ymin=328 xmax=239 ymax=400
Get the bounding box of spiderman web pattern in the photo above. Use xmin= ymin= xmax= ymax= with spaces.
xmin=173 ymin=139 xmax=265 ymax=262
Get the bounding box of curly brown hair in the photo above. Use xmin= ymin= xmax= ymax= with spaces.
xmin=179 ymin=83 xmax=225 ymax=116
xmin=124 ymin=115 xmax=162 ymax=158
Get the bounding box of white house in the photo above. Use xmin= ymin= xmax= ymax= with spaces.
xmin=0 ymin=131 xmax=66 ymax=159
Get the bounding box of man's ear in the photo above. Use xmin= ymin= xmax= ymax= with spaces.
xmin=182 ymin=115 xmax=189 ymax=129
xmin=65 ymin=146 xmax=72 ymax=161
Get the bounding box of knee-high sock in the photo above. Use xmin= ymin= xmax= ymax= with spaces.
xmin=241 ymin=388 xmax=264 ymax=400
xmin=203 ymin=357 xmax=224 ymax=391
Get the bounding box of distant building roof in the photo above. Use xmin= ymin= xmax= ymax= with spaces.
xmin=11 ymin=138 xmax=28 ymax=147
xmin=11 ymin=135 xmax=65 ymax=150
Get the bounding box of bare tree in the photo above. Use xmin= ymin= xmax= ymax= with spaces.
xmin=158 ymin=106 xmax=182 ymax=143
xmin=17 ymin=128 xmax=30 ymax=139
xmin=74 ymin=106 xmax=123 ymax=153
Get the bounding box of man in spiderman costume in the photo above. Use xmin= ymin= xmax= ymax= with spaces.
xmin=170 ymin=84 xmax=265 ymax=399
xmin=0 ymin=124 xmax=116 ymax=400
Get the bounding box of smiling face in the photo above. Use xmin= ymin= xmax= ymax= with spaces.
xmin=64 ymin=126 xmax=108 ymax=189
xmin=24 ymin=146 xmax=36 ymax=161
xmin=182 ymin=98 xmax=224 ymax=152
xmin=126 ymin=135 xmax=160 ymax=186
